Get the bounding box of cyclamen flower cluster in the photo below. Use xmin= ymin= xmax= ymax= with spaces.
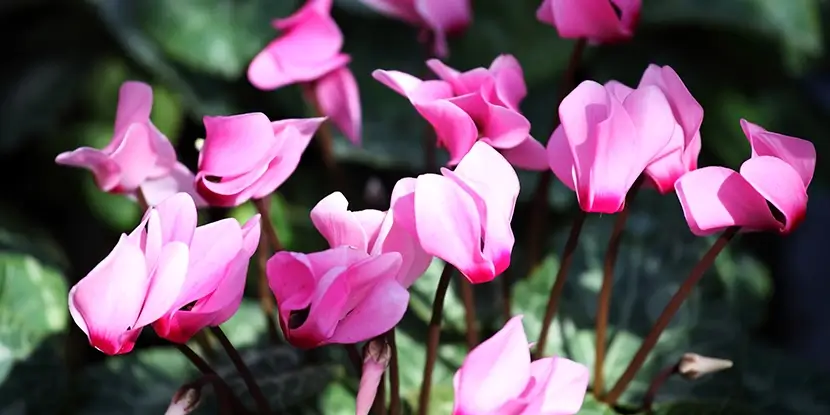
xmin=55 ymin=0 xmax=818 ymax=414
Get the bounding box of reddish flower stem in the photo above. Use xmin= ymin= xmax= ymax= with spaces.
xmin=459 ymin=279 xmax=479 ymax=349
xmin=532 ymin=210 xmax=587 ymax=360
xmin=594 ymin=178 xmax=643 ymax=397
xmin=252 ymin=197 xmax=283 ymax=344
xmin=388 ymin=330 xmax=401 ymax=415
xmin=641 ymin=363 xmax=679 ymax=411
xmin=210 ymin=326 xmax=272 ymax=415
xmin=602 ymin=226 xmax=740 ymax=404
xmin=525 ymin=38 xmax=587 ymax=269
xmin=417 ymin=262 xmax=454 ymax=415
xmin=175 ymin=343 xmax=249 ymax=414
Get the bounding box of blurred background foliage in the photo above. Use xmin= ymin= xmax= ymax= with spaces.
xmin=1 ymin=0 xmax=830 ymax=413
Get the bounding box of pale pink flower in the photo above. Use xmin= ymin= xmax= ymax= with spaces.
xmin=69 ymin=193 xmax=259 ymax=354
xmin=359 ymin=0 xmax=471 ymax=58
xmin=356 ymin=338 xmax=391 ymax=415
xmin=195 ymin=113 xmax=324 ymax=207
xmin=452 ymin=316 xmax=589 ymax=415
xmin=248 ymin=0 xmax=361 ymax=143
xmin=267 ymin=246 xmax=406 ymax=348
xmin=675 ymin=119 xmax=816 ymax=236
xmin=536 ymin=0 xmax=641 ymax=44
xmin=373 ymin=55 xmax=547 ymax=170
xmin=547 ymin=80 xmax=676 ymax=213
xmin=311 ymin=187 xmax=433 ymax=287
xmin=392 ymin=142 xmax=519 ymax=283
xmin=55 ymin=81 xmax=204 ymax=206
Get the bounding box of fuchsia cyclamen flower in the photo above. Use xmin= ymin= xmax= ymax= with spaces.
xmin=359 ymin=0 xmax=471 ymax=58
xmin=452 ymin=316 xmax=589 ymax=415
xmin=55 ymin=81 xmax=203 ymax=207
xmin=536 ymin=0 xmax=641 ymax=44
xmin=373 ymin=55 xmax=548 ymax=170
xmin=675 ymin=119 xmax=816 ymax=236
xmin=69 ymin=193 xmax=260 ymax=355
xmin=311 ymin=187 xmax=433 ymax=287
xmin=267 ymin=246 xmax=407 ymax=348
xmin=391 ymin=141 xmax=519 ymax=284
xmin=248 ymin=0 xmax=361 ymax=144
xmin=547 ymin=79 xmax=677 ymax=213
xmin=195 ymin=113 xmax=324 ymax=207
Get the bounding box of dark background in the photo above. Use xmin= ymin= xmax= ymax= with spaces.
xmin=0 ymin=0 xmax=829 ymax=413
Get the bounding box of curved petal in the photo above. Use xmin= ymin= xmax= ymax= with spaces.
xmin=179 ymin=219 xmax=244 ymax=306
xmin=289 ymin=266 xmax=350 ymax=348
xmin=196 ymin=166 xmax=267 ymax=207
xmin=114 ymin=81 xmax=153 ymax=138
xmin=409 ymin=83 xmax=478 ymax=165
xmin=739 ymin=156 xmax=808 ymax=234
xmin=152 ymin=192 xmax=198 ymax=245
xmin=415 ymin=0 xmax=471 ymax=41
xmin=267 ymin=251 xmax=317 ymax=312
xmin=476 ymin=99 xmax=532 ymax=151
xmin=55 ymin=147 xmax=121 ymax=192
xmin=546 ymin=0 xmax=630 ymax=42
xmin=674 ymin=166 xmax=779 ymax=236
xmin=141 ymin=162 xmax=208 ymax=208
xmin=452 ymin=316 xmax=531 ymax=413
xmin=414 ymin=174 xmax=493 ymax=283
xmin=643 ymin=125 xmax=686 ymax=194
xmin=359 ymin=0 xmax=424 ymax=25
xmin=523 ymin=356 xmax=590 ymax=414
xmin=372 ymin=69 xmax=426 ymax=97
xmin=315 ymin=66 xmax=362 ymax=145
xmin=604 ymin=80 xmax=634 ymax=102
xmin=133 ymin=241 xmax=190 ymax=328
xmin=740 ymin=119 xmax=816 ymax=188
xmin=546 ymin=126 xmax=576 ymax=191
xmin=497 ymin=136 xmax=549 ymax=171
xmin=330 ymin=278 xmax=409 ymax=344
xmin=249 ymin=118 xmax=325 ymax=198
xmin=489 ymin=54 xmax=526 ymax=111
xmin=640 ymin=65 xmax=703 ymax=148
xmin=310 ymin=191 xmax=372 ymax=251
xmin=68 ymin=235 xmax=148 ymax=355
xmin=199 ymin=113 xmax=278 ymax=177
xmin=108 ymin=123 xmax=158 ymax=191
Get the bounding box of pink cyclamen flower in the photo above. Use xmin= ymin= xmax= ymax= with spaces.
xmin=55 ymin=81 xmax=204 ymax=206
xmin=267 ymin=246 xmax=407 ymax=348
xmin=547 ymin=80 xmax=676 ymax=213
xmin=675 ymin=119 xmax=816 ymax=236
xmin=248 ymin=0 xmax=361 ymax=144
xmin=606 ymin=65 xmax=703 ymax=193
xmin=536 ymin=0 xmax=641 ymax=44
xmin=311 ymin=187 xmax=433 ymax=287
xmin=195 ymin=113 xmax=324 ymax=207
xmin=69 ymin=193 xmax=260 ymax=355
xmin=373 ymin=55 xmax=548 ymax=170
xmin=359 ymin=0 xmax=471 ymax=58
xmin=453 ymin=315 xmax=589 ymax=415
xmin=392 ymin=142 xmax=519 ymax=283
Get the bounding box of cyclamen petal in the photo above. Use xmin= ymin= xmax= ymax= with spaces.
xmin=314 ymin=66 xmax=362 ymax=144
xmin=452 ymin=316 xmax=589 ymax=414
xmin=537 ymin=0 xmax=641 ymax=44
xmin=196 ymin=113 xmax=324 ymax=207
xmin=359 ymin=0 xmax=470 ymax=57
xmin=740 ymin=118 xmax=816 ymax=187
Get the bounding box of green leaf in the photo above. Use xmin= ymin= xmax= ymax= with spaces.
xmin=0 ymin=253 xmax=68 ymax=384
xmin=408 ymin=259 xmax=467 ymax=334
xmin=513 ymin=192 xmax=772 ymax=407
xmin=319 ymin=381 xmax=357 ymax=415
xmin=394 ymin=328 xmax=464 ymax=412
xmin=212 ymin=300 xmax=268 ymax=349
xmin=577 ymin=395 xmax=615 ymax=415
xmin=133 ymin=0 xmax=299 ymax=80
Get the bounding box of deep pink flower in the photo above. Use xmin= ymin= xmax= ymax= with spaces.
xmin=452 ymin=316 xmax=589 ymax=415
xmin=267 ymin=246 xmax=406 ymax=348
xmin=69 ymin=193 xmax=259 ymax=355
xmin=536 ymin=0 xmax=641 ymax=44
xmin=55 ymin=81 xmax=204 ymax=206
xmin=247 ymin=0 xmax=361 ymax=144
xmin=391 ymin=142 xmax=519 ymax=283
xmin=311 ymin=188 xmax=432 ymax=287
xmin=603 ymin=65 xmax=703 ymax=193
xmin=373 ymin=55 xmax=547 ymax=170
xmin=195 ymin=113 xmax=324 ymax=207
xmin=675 ymin=119 xmax=816 ymax=236
xmin=359 ymin=0 xmax=471 ymax=58
xmin=547 ymin=80 xmax=676 ymax=213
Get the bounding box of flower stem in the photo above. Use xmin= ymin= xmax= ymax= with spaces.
xmin=602 ymin=226 xmax=740 ymax=404
xmin=459 ymin=279 xmax=479 ymax=349
xmin=594 ymin=178 xmax=643 ymax=397
xmin=417 ymin=262 xmax=454 ymax=415
xmin=641 ymin=363 xmax=679 ymax=411
xmin=525 ymin=38 xmax=587 ymax=269
xmin=252 ymin=196 xmax=283 ymax=344
xmin=209 ymin=326 xmax=272 ymax=415
xmin=388 ymin=330 xmax=401 ymax=415
xmin=532 ymin=210 xmax=587 ymax=360
xmin=345 ymin=343 xmax=364 ymax=376
xmin=500 ymin=269 xmax=513 ymax=323
xmin=175 ymin=343 xmax=249 ymax=414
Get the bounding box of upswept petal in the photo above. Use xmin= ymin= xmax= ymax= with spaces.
xmin=199 ymin=113 xmax=277 ymax=177
xmin=546 ymin=126 xmax=577 ymax=191
xmin=522 ymin=356 xmax=590 ymax=414
xmin=498 ymin=136 xmax=549 ymax=171
xmin=740 ymin=119 xmax=816 ymax=187
xmin=311 ymin=191 xmax=374 ymax=251
xmin=488 ymin=54 xmax=527 ymax=111
xmin=151 ymin=192 xmax=198 ymax=245
xmin=314 ymin=66 xmax=362 ymax=144
xmin=539 ymin=0 xmax=630 ymax=41
xmin=140 ymin=162 xmax=208 ymax=208
xmin=739 ymin=156 xmax=808 ymax=234
xmin=108 ymin=123 xmax=158 ymax=190
xmin=181 ymin=219 xmax=244 ymax=306
xmin=133 ymin=242 xmax=189 ymax=328
xmin=113 ymin=81 xmax=153 ymax=138
xmin=248 ymin=118 xmax=325 ymax=199
xmin=55 ymin=148 xmax=121 ymax=191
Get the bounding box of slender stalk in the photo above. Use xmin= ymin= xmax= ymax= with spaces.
xmin=532 ymin=210 xmax=588 ymax=360
xmin=388 ymin=330 xmax=401 ymax=415
xmin=136 ymin=188 xmax=149 ymax=211
xmin=525 ymin=38 xmax=587 ymax=268
xmin=175 ymin=343 xmax=249 ymax=414
xmin=251 ymin=197 xmax=282 ymax=345
xmin=594 ymin=178 xmax=643 ymax=396
xmin=371 ymin=372 xmax=387 ymax=415
xmin=345 ymin=343 xmax=364 ymax=376
xmin=209 ymin=326 xmax=272 ymax=415
xmin=641 ymin=363 xmax=679 ymax=411
xmin=603 ymin=226 xmax=740 ymax=404
xmin=417 ymin=263 xmax=454 ymax=415
xmin=458 ymin=279 xmax=479 ymax=349
xmin=193 ymin=331 xmax=217 ymax=362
